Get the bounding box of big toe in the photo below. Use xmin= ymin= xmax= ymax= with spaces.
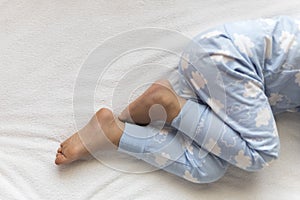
xmin=55 ymin=153 xmax=71 ymax=165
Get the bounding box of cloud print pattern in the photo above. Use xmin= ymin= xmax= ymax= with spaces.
xmin=118 ymin=16 xmax=300 ymax=183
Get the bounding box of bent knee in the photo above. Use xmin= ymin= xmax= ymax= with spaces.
xmin=247 ymin=151 xmax=279 ymax=172
xmin=252 ymin=137 xmax=280 ymax=171
xmin=183 ymin=162 xmax=228 ymax=184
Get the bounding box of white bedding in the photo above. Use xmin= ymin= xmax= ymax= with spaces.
xmin=1 ymin=0 xmax=299 ymax=199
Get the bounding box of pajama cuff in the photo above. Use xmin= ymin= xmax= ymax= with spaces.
xmin=171 ymin=99 xmax=205 ymax=139
xmin=118 ymin=122 xmax=157 ymax=158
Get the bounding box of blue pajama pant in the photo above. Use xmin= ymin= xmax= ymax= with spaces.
xmin=117 ymin=16 xmax=300 ymax=183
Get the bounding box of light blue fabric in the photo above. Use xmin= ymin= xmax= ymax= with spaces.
xmin=118 ymin=16 xmax=300 ymax=183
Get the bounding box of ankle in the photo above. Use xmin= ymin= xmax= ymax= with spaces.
xmin=166 ymin=96 xmax=186 ymax=123
xmin=105 ymin=116 xmax=125 ymax=147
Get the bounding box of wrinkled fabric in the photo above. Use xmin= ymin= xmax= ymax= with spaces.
xmin=118 ymin=16 xmax=300 ymax=183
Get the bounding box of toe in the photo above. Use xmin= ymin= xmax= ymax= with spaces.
xmin=57 ymin=147 xmax=62 ymax=153
xmin=55 ymin=153 xmax=70 ymax=165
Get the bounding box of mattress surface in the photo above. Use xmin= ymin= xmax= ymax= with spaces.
xmin=0 ymin=1 xmax=299 ymax=199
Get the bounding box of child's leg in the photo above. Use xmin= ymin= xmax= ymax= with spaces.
xmin=115 ymin=80 xmax=230 ymax=183
xmin=118 ymin=76 xmax=279 ymax=172
xmin=55 ymin=80 xmax=184 ymax=165
xmin=119 ymin=122 xmax=228 ymax=183
xmin=55 ymin=80 xmax=230 ymax=183
xmin=55 ymin=107 xmax=228 ymax=183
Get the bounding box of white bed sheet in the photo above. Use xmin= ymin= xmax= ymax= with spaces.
xmin=0 ymin=0 xmax=299 ymax=199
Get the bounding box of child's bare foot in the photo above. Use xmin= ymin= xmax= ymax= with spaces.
xmin=118 ymin=79 xmax=186 ymax=125
xmin=55 ymin=108 xmax=124 ymax=165
xmin=55 ymin=80 xmax=185 ymax=165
